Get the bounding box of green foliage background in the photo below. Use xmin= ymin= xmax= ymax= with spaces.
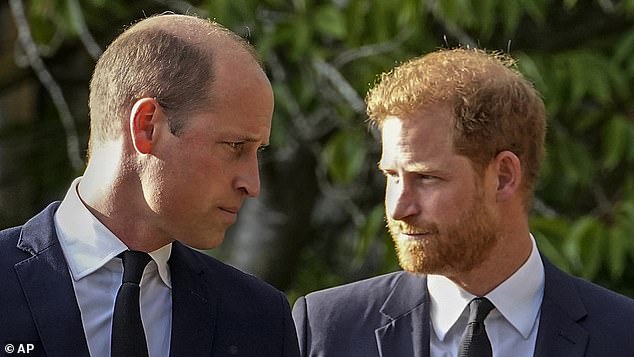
xmin=1 ymin=0 xmax=634 ymax=301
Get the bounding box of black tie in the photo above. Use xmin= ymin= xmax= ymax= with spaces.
xmin=111 ymin=250 xmax=152 ymax=357
xmin=458 ymin=297 xmax=495 ymax=357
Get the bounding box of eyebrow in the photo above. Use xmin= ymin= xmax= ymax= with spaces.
xmin=377 ymin=161 xmax=435 ymax=173
xmin=229 ymin=135 xmax=269 ymax=146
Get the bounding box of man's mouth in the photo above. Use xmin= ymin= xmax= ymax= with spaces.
xmin=218 ymin=206 xmax=239 ymax=223
xmin=399 ymin=230 xmax=435 ymax=241
xmin=219 ymin=207 xmax=238 ymax=214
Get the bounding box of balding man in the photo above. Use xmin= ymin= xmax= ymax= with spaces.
xmin=0 ymin=14 xmax=300 ymax=357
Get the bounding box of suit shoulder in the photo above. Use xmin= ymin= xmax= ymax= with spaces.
xmin=544 ymin=261 xmax=634 ymax=342
xmin=0 ymin=225 xmax=21 ymax=243
xmin=0 ymin=226 xmax=28 ymax=263
xmin=556 ymin=272 xmax=634 ymax=354
xmin=303 ymin=271 xmax=414 ymax=308
xmin=571 ymin=274 xmax=634 ymax=314
xmin=308 ymin=270 xmax=407 ymax=294
xmin=294 ymin=271 xmax=425 ymax=356
xmin=170 ymin=247 xmax=298 ymax=356
xmin=174 ymin=243 xmax=284 ymax=299
xmin=546 ymin=259 xmax=634 ymax=308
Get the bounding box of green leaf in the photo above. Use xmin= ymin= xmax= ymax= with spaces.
xmin=25 ymin=8 xmax=58 ymax=45
xmin=566 ymin=54 xmax=587 ymax=107
xmin=607 ymin=226 xmax=629 ymax=280
xmin=475 ymin=0 xmax=497 ymax=38
xmin=396 ymin=0 xmax=421 ymax=29
xmin=521 ymin=0 xmax=547 ymax=23
xmin=601 ymin=115 xmax=630 ymax=171
xmin=273 ymin=16 xmax=313 ymax=61
xmin=612 ymin=30 xmax=634 ymax=66
xmin=355 ymin=204 xmax=385 ymax=261
xmin=314 ymin=4 xmax=347 ymax=40
xmin=624 ymin=0 xmax=634 ymax=15
xmin=516 ymin=53 xmax=547 ymax=96
xmin=531 ymin=223 xmax=571 ymax=272
xmin=560 ymin=216 xmax=603 ymax=279
xmin=565 ymin=216 xmax=603 ymax=273
xmin=562 ymin=217 xmax=592 ymax=267
xmin=205 ymin=0 xmax=231 ymax=23
xmin=531 ymin=216 xmax=569 ymax=241
xmin=559 ymin=51 xmax=614 ymax=107
xmin=616 ymin=200 xmax=634 ymax=262
xmin=322 ymin=130 xmax=367 ymax=184
xmin=554 ymin=130 xmax=594 ymax=189
xmin=291 ymin=19 xmax=312 ymax=60
xmin=439 ymin=0 xmax=475 ymax=28
xmin=578 ymin=218 xmax=604 ymax=279
xmin=501 ymin=0 xmax=521 ymax=36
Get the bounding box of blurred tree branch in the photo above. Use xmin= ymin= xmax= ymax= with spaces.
xmin=8 ymin=0 xmax=83 ymax=171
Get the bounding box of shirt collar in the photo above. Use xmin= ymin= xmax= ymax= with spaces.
xmin=54 ymin=177 xmax=173 ymax=288
xmin=427 ymin=236 xmax=544 ymax=341
xmin=148 ymin=243 xmax=172 ymax=288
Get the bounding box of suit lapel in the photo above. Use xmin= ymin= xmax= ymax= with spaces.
xmin=168 ymin=242 xmax=218 ymax=356
xmin=534 ymin=257 xmax=588 ymax=357
xmin=375 ymin=272 xmax=430 ymax=357
xmin=374 ymin=259 xmax=592 ymax=357
xmin=14 ymin=203 xmax=90 ymax=356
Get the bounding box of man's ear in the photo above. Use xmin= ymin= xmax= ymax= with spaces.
xmin=129 ymin=98 xmax=162 ymax=154
xmin=493 ymin=150 xmax=522 ymax=202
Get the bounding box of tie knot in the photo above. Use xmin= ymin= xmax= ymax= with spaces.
xmin=119 ymin=250 xmax=151 ymax=284
xmin=468 ymin=297 xmax=495 ymax=324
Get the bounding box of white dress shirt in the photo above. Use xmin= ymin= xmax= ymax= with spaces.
xmin=427 ymin=237 xmax=545 ymax=357
xmin=54 ymin=178 xmax=173 ymax=357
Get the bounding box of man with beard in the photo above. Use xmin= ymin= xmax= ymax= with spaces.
xmin=292 ymin=48 xmax=634 ymax=357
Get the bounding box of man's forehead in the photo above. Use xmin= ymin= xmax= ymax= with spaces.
xmin=379 ymin=117 xmax=408 ymax=166
xmin=380 ymin=116 xmax=405 ymax=140
xmin=378 ymin=110 xmax=457 ymax=167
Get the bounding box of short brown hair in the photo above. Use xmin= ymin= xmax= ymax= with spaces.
xmin=366 ymin=48 xmax=546 ymax=209
xmin=88 ymin=14 xmax=258 ymax=149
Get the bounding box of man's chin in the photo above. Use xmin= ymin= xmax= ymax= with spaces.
xmin=397 ymin=254 xmax=430 ymax=274
xmin=396 ymin=252 xmax=457 ymax=276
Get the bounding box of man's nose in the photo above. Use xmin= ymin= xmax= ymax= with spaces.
xmin=386 ymin=179 xmax=419 ymax=221
xmin=235 ymin=156 xmax=261 ymax=197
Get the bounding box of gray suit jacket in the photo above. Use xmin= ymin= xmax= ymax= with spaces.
xmin=0 ymin=202 xmax=300 ymax=356
xmin=293 ymin=258 xmax=634 ymax=357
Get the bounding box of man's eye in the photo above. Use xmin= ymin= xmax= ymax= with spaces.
xmin=417 ymin=174 xmax=441 ymax=183
xmin=226 ymin=142 xmax=244 ymax=151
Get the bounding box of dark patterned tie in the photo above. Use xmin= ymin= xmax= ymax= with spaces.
xmin=458 ymin=297 xmax=495 ymax=357
xmin=111 ymin=250 xmax=152 ymax=357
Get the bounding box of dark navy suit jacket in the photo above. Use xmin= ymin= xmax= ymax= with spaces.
xmin=293 ymin=258 xmax=634 ymax=357
xmin=0 ymin=202 xmax=300 ymax=357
